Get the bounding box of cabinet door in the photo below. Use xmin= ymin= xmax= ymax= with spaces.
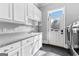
xmin=33 ymin=5 xmax=38 ymax=20
xmin=14 ymin=3 xmax=25 ymax=22
xmin=25 ymin=4 xmax=28 ymax=23
xmin=37 ymin=8 xmax=40 ymax=21
xmin=22 ymin=42 xmax=34 ymax=56
xmin=38 ymin=34 xmax=42 ymax=48
xmin=8 ymin=48 xmax=21 ymax=56
xmin=33 ymin=35 xmax=40 ymax=55
xmin=38 ymin=10 xmax=42 ymax=21
xmin=33 ymin=40 xmax=39 ymax=55
xmin=34 ymin=7 xmax=41 ymax=22
xmin=28 ymin=3 xmax=34 ymax=19
xmin=0 ymin=3 xmax=10 ymax=19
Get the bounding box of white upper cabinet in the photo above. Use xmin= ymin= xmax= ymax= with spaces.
xmin=0 ymin=3 xmax=10 ymax=19
xmin=27 ymin=3 xmax=42 ymax=22
xmin=34 ymin=5 xmax=41 ymax=21
xmin=9 ymin=3 xmax=13 ymax=20
xmin=14 ymin=3 xmax=25 ymax=22
xmin=25 ymin=4 xmax=28 ymax=21
xmin=38 ymin=9 xmax=42 ymax=22
xmin=28 ymin=3 xmax=34 ymax=19
xmin=0 ymin=3 xmax=41 ymax=24
xmin=33 ymin=4 xmax=38 ymax=20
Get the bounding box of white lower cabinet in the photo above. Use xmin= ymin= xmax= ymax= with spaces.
xmin=38 ymin=34 xmax=42 ymax=49
xmin=21 ymin=37 xmax=34 ymax=56
xmin=33 ymin=40 xmax=39 ymax=55
xmin=0 ymin=34 xmax=42 ymax=56
xmin=8 ymin=48 xmax=21 ymax=56
xmin=22 ymin=42 xmax=34 ymax=56
xmin=0 ymin=41 xmax=21 ymax=56
xmin=33 ymin=34 xmax=42 ymax=55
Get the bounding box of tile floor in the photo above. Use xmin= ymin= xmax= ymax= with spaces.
xmin=35 ymin=44 xmax=71 ymax=56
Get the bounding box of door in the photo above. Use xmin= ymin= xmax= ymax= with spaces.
xmin=57 ymin=13 xmax=65 ymax=47
xmin=14 ymin=3 xmax=25 ymax=22
xmin=0 ymin=3 xmax=10 ymax=19
xmin=49 ymin=30 xmax=58 ymax=46
xmin=48 ymin=8 xmax=65 ymax=47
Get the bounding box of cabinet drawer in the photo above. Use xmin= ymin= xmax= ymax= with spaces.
xmin=0 ymin=42 xmax=20 ymax=53
xmin=22 ymin=37 xmax=34 ymax=45
xmin=34 ymin=35 xmax=39 ymax=42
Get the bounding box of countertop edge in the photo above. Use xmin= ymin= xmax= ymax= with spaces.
xmin=0 ymin=33 xmax=42 ymax=48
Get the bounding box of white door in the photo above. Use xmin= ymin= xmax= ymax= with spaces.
xmin=57 ymin=14 xmax=65 ymax=47
xmin=49 ymin=31 xmax=58 ymax=46
xmin=14 ymin=3 xmax=25 ymax=22
xmin=48 ymin=8 xmax=65 ymax=47
xmin=0 ymin=3 xmax=10 ymax=19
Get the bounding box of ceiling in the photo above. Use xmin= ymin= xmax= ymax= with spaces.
xmin=34 ymin=3 xmax=49 ymax=8
xmin=34 ymin=3 xmax=65 ymax=8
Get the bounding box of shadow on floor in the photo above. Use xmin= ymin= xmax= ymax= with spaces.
xmin=74 ymin=48 xmax=79 ymax=55
xmin=40 ymin=44 xmax=72 ymax=56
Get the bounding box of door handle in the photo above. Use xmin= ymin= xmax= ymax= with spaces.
xmin=61 ymin=30 xmax=63 ymax=34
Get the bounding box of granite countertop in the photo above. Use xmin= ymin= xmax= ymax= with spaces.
xmin=0 ymin=32 xmax=42 ymax=48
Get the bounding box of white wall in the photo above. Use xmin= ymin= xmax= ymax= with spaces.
xmin=65 ymin=3 xmax=79 ymax=27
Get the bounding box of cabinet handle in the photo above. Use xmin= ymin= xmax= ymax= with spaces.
xmin=10 ymin=47 xmax=13 ymax=49
xmin=27 ymin=40 xmax=30 ymax=43
xmin=4 ymin=49 xmax=9 ymax=52
xmin=17 ymin=52 xmax=19 ymax=56
xmin=4 ymin=47 xmax=13 ymax=52
xmin=31 ymin=43 xmax=33 ymax=46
